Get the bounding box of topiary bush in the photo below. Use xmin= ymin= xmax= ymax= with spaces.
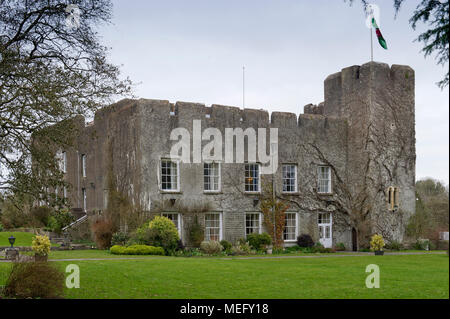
xmin=110 ymin=245 xmax=165 ymax=255
xmin=297 ymin=234 xmax=314 ymax=248
xmin=200 ymin=240 xmax=223 ymax=255
xmin=370 ymin=234 xmax=385 ymax=251
xmin=246 ymin=233 xmax=272 ymax=250
xmin=32 ymin=235 xmax=51 ymax=257
xmin=3 ymin=261 xmax=65 ymax=299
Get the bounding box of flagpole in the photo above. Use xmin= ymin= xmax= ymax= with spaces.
xmin=370 ymin=23 xmax=373 ymax=62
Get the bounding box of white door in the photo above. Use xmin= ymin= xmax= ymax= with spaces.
xmin=318 ymin=213 xmax=332 ymax=248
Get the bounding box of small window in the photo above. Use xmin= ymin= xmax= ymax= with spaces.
xmin=282 ymin=164 xmax=297 ymax=193
xmin=81 ymin=154 xmax=87 ymax=177
xmin=245 ymin=163 xmax=260 ymax=192
xmin=162 ymin=213 xmax=182 ymax=235
xmin=283 ymin=213 xmax=297 ymax=241
xmin=57 ymin=151 xmax=67 ymax=173
xmin=245 ymin=213 xmax=261 ymax=237
xmin=205 ymin=213 xmax=222 ymax=241
xmin=387 ymin=186 xmax=400 ymax=211
xmin=160 ymin=159 xmax=179 ymax=191
xmin=82 ymin=188 xmax=87 ymax=212
xmin=317 ymin=166 xmax=331 ymax=193
xmin=204 ymin=162 xmax=221 ymax=192
xmin=103 ymin=189 xmax=108 ymax=209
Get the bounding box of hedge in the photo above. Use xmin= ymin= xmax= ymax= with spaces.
xmin=110 ymin=245 xmax=165 ymax=255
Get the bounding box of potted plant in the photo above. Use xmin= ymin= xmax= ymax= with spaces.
xmin=32 ymin=235 xmax=51 ymax=262
xmin=370 ymin=234 xmax=385 ymax=255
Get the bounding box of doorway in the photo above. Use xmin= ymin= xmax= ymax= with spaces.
xmin=318 ymin=213 xmax=332 ymax=248
xmin=352 ymin=228 xmax=358 ymax=251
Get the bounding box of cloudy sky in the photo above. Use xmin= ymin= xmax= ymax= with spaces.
xmin=98 ymin=0 xmax=449 ymax=184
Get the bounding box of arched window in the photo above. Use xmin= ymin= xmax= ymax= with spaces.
xmin=387 ymin=186 xmax=399 ymax=211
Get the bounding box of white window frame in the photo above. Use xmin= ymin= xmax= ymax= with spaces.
xmin=63 ymin=186 xmax=67 ymax=199
xmin=162 ymin=212 xmax=182 ymax=236
xmin=317 ymin=166 xmax=332 ymax=194
xmin=282 ymin=164 xmax=298 ymax=193
xmin=82 ymin=188 xmax=87 ymax=212
xmin=244 ymin=163 xmax=261 ymax=193
xmin=203 ymin=162 xmax=221 ymax=193
xmin=204 ymin=212 xmax=222 ymax=241
xmin=160 ymin=158 xmax=180 ymax=192
xmin=81 ymin=154 xmax=87 ymax=178
xmin=245 ymin=213 xmax=262 ymax=237
xmin=283 ymin=212 xmax=298 ymax=242
xmin=103 ymin=189 xmax=108 ymax=209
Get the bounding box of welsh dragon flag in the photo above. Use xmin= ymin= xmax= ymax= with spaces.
xmin=372 ymin=17 xmax=387 ymax=49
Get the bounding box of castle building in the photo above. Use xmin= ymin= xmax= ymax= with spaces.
xmin=61 ymin=62 xmax=416 ymax=250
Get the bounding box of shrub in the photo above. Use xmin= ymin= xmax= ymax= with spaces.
xmin=386 ymin=240 xmax=403 ymax=251
xmin=188 ymin=216 xmax=204 ymax=248
xmin=220 ymin=240 xmax=232 ymax=251
xmin=0 ymin=222 xmax=3 ymax=232
xmin=3 ymin=262 xmax=65 ymax=298
xmin=111 ymin=231 xmax=130 ymax=246
xmin=177 ymin=239 xmax=185 ymax=251
xmin=32 ymin=235 xmax=51 ymax=256
xmin=30 ymin=206 xmax=53 ymax=227
xmin=230 ymin=242 xmax=254 ymax=255
xmin=148 ymin=216 xmax=180 ymax=254
xmin=370 ymin=234 xmax=385 ymax=251
xmin=311 ymin=242 xmax=324 ymax=253
xmin=48 ymin=209 xmax=74 ymax=234
xmin=200 ymin=240 xmax=223 ymax=255
xmin=335 ymin=242 xmax=346 ymax=251
xmin=284 ymin=245 xmax=302 ymax=253
xmin=297 ymin=234 xmax=314 ymax=248
xmin=413 ymin=239 xmax=431 ymax=250
xmin=247 ymin=233 xmax=272 ymax=250
xmin=110 ymin=245 xmax=165 ymax=255
xmin=91 ymin=216 xmax=116 ymax=249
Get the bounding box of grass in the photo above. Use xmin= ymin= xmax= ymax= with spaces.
xmin=0 ymin=252 xmax=447 ymax=299
xmin=0 ymin=231 xmax=60 ymax=247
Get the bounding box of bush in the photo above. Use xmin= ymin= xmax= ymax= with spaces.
xmin=247 ymin=233 xmax=272 ymax=250
xmin=220 ymin=240 xmax=232 ymax=251
xmin=91 ymin=216 xmax=116 ymax=249
xmin=200 ymin=240 xmax=223 ymax=255
xmin=32 ymin=235 xmax=51 ymax=256
xmin=148 ymin=216 xmax=180 ymax=254
xmin=48 ymin=209 xmax=74 ymax=234
xmin=385 ymin=240 xmax=403 ymax=251
xmin=335 ymin=242 xmax=346 ymax=251
xmin=30 ymin=206 xmax=53 ymax=227
xmin=311 ymin=242 xmax=324 ymax=253
xmin=284 ymin=245 xmax=302 ymax=253
xmin=0 ymin=222 xmax=3 ymax=232
xmin=297 ymin=234 xmax=314 ymax=248
xmin=110 ymin=245 xmax=165 ymax=255
xmin=3 ymin=262 xmax=65 ymax=298
xmin=188 ymin=216 xmax=204 ymax=248
xmin=230 ymin=242 xmax=254 ymax=256
xmin=370 ymin=234 xmax=385 ymax=251
xmin=177 ymin=239 xmax=185 ymax=251
xmin=111 ymin=231 xmax=130 ymax=246
xmin=413 ymin=239 xmax=431 ymax=250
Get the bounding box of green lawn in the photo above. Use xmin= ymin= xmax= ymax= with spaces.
xmin=0 ymin=232 xmax=59 ymax=247
xmin=0 ymin=253 xmax=447 ymax=299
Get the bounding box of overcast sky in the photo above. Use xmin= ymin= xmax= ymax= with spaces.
xmin=98 ymin=0 xmax=449 ymax=185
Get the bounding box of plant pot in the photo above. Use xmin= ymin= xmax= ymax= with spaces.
xmin=374 ymin=251 xmax=384 ymax=256
xmin=34 ymin=254 xmax=48 ymax=262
